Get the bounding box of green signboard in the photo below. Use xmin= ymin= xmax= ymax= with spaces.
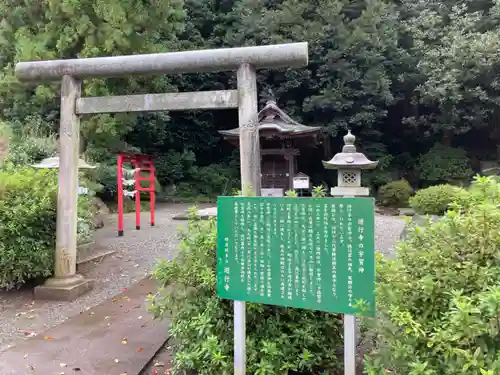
xmin=216 ymin=197 xmax=375 ymax=316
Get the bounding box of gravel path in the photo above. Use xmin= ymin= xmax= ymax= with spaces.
xmin=0 ymin=203 xmax=405 ymax=351
xmin=374 ymin=214 xmax=406 ymax=257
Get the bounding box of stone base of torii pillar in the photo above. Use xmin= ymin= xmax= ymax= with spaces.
xmin=34 ymin=276 xmax=94 ymax=301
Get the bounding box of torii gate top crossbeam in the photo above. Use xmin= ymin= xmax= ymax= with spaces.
xmin=15 ymin=43 xmax=308 ymax=82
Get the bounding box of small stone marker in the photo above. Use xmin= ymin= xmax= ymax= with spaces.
xmin=216 ymin=196 xmax=375 ymax=316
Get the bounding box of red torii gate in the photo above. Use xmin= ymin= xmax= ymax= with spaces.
xmin=116 ymin=153 xmax=156 ymax=236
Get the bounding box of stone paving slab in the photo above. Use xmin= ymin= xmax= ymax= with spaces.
xmin=0 ymin=277 xmax=169 ymax=375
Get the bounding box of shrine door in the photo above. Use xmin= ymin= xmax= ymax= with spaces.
xmin=261 ymin=154 xmax=289 ymax=190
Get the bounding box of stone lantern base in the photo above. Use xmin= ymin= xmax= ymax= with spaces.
xmin=331 ymin=186 xmax=370 ymax=197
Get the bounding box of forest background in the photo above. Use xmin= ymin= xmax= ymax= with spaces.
xmin=1 ymin=0 xmax=499 ymax=201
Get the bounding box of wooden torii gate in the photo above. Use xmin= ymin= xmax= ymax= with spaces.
xmin=15 ymin=43 xmax=308 ymax=375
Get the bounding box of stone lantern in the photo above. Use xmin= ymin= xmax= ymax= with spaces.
xmin=323 ymin=130 xmax=378 ymax=197
xmin=323 ymin=130 xmax=378 ymax=375
xmin=32 ymin=156 xmax=97 ymax=265
xmin=32 ymin=156 xmax=95 ymax=195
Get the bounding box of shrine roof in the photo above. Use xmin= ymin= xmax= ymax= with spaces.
xmin=218 ymin=100 xmax=321 ymax=137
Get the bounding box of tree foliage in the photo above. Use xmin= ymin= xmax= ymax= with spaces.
xmin=1 ymin=0 xmax=500 ymax=194
xmin=402 ymin=0 xmax=500 ymax=139
xmin=0 ymin=0 xmax=185 ymax=163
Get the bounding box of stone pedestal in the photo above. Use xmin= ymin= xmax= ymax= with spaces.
xmin=34 ymin=274 xmax=94 ymax=301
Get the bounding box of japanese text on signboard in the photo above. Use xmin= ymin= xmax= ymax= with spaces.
xmin=217 ymin=197 xmax=375 ymax=316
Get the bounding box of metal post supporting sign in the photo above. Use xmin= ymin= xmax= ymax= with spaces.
xmin=234 ymin=62 xmax=261 ymax=375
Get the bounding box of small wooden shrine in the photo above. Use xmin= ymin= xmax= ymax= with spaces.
xmin=219 ymin=99 xmax=321 ymax=195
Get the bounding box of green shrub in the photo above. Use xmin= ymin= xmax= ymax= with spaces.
xmin=154 ymin=149 xmax=197 ymax=185
xmin=378 ymin=179 xmax=413 ymax=207
xmin=5 ymin=133 xmax=58 ymax=165
xmin=165 ymin=163 xmax=239 ymax=199
xmin=364 ymin=179 xmax=500 ymax=374
xmin=312 ymin=185 xmax=327 ymax=198
xmin=89 ymin=163 xmax=117 ymax=198
xmin=409 ymin=184 xmax=467 ymax=215
xmin=0 ymin=165 xmax=57 ymax=289
xmin=455 ymin=175 xmax=500 ymax=209
xmin=417 ymin=144 xmax=473 ymax=185
xmin=76 ymin=190 xmax=95 ymax=244
xmin=149 ymin=210 xmax=343 ymax=375
xmin=190 ymin=164 xmax=239 ymax=197
xmin=0 ymin=164 xmax=93 ymax=289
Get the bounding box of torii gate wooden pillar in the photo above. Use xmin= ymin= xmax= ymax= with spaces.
xmin=15 ymin=42 xmax=308 ymax=375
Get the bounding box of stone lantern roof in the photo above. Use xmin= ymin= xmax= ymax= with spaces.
xmin=322 ymin=130 xmax=378 ymax=170
xmin=32 ymin=156 xmax=96 ymax=169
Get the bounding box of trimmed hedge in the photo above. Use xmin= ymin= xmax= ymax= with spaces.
xmin=378 ymin=179 xmax=413 ymax=207
xmin=409 ymin=184 xmax=468 ymax=215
